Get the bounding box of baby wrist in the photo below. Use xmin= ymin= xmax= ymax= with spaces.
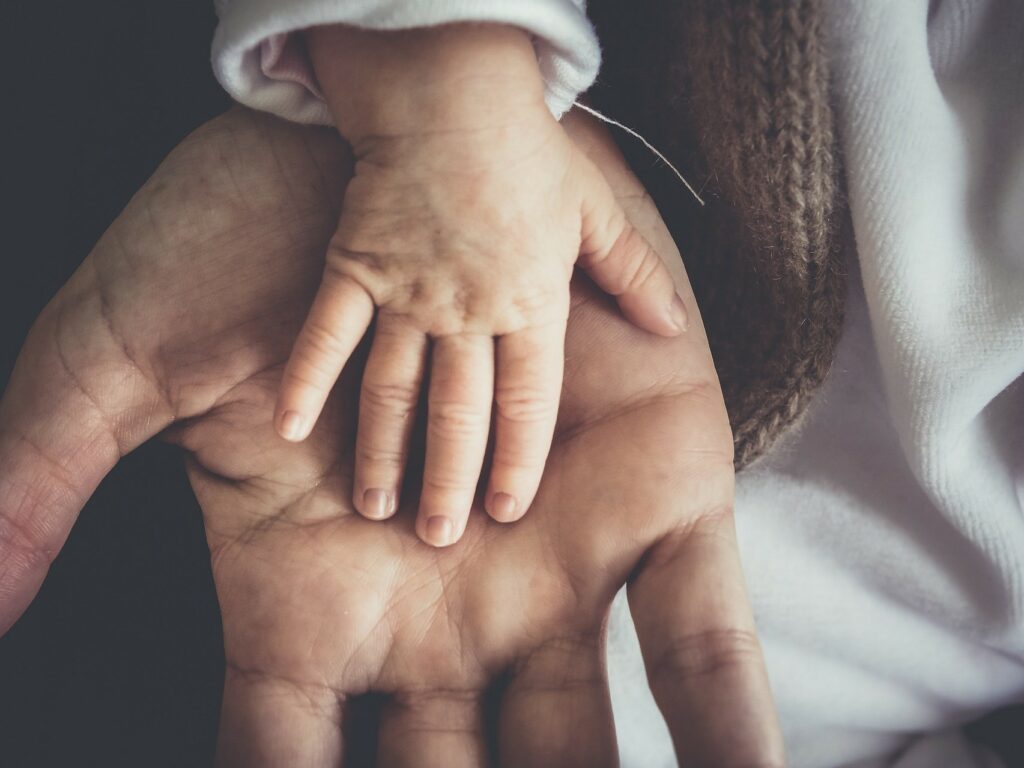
xmin=306 ymin=22 xmax=549 ymax=144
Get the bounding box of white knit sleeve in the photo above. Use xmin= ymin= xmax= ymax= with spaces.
xmin=211 ymin=0 xmax=600 ymax=124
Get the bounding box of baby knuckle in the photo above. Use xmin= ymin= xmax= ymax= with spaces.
xmin=490 ymin=444 xmax=545 ymax=472
xmin=325 ymin=236 xmax=383 ymax=271
xmin=355 ymin=443 xmax=404 ymax=467
xmin=429 ymin=401 xmax=487 ymax=437
xmin=323 ymin=247 xmax=386 ymax=296
xmin=300 ymin=321 xmax=349 ymax=360
xmin=319 ymin=254 xmax=359 ymax=286
xmin=361 ymin=380 xmax=419 ymax=416
xmin=494 ymin=386 xmax=556 ymax=424
xmin=421 ymin=472 xmax=472 ymax=494
xmin=612 ymin=222 xmax=650 ymax=262
xmin=509 ymin=287 xmax=562 ymax=318
xmin=583 ymin=210 xmax=629 ymax=267
xmin=624 ymin=248 xmax=661 ymax=293
xmin=283 ymin=364 xmax=332 ymax=390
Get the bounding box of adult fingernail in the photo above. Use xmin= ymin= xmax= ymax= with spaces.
xmin=425 ymin=516 xmax=455 ymax=547
xmin=279 ymin=411 xmax=305 ymax=441
xmin=363 ymin=488 xmax=391 ymax=520
xmin=490 ymin=492 xmax=518 ymax=522
xmin=669 ymin=294 xmax=689 ymax=332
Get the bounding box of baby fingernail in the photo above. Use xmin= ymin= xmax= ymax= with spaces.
xmin=425 ymin=516 xmax=455 ymax=547
xmin=490 ymin=492 xmax=518 ymax=522
xmin=363 ymin=488 xmax=391 ymax=520
xmin=279 ymin=410 xmax=306 ymax=441
xmin=669 ymin=294 xmax=689 ymax=332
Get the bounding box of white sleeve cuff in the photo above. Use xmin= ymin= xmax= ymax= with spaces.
xmin=211 ymin=0 xmax=601 ymax=124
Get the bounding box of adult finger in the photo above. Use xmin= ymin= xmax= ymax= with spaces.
xmin=418 ymin=333 xmax=493 ymax=547
xmin=576 ymin=158 xmax=688 ymax=337
xmin=628 ymin=511 xmax=785 ymax=768
xmin=353 ymin=315 xmax=427 ymax=521
xmin=275 ymin=263 xmax=374 ymax=443
xmin=376 ymin=688 xmax=488 ymax=768
xmin=486 ymin=321 xmax=566 ymax=523
xmin=0 ymin=268 xmax=173 ymax=634
xmin=498 ymin=634 xmax=618 ymax=768
xmin=215 ymin=665 xmax=346 ymax=768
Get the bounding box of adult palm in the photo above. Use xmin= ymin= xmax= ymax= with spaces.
xmin=0 ymin=108 xmax=782 ymax=766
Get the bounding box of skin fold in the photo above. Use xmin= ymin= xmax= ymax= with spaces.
xmin=0 ymin=107 xmax=783 ymax=766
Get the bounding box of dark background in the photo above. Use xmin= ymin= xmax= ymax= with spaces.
xmin=0 ymin=1 xmax=1021 ymax=766
xmin=1 ymin=2 xmax=228 ymax=765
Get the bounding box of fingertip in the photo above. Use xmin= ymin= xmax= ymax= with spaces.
xmin=640 ymin=290 xmax=690 ymax=337
xmin=580 ymin=209 xmax=688 ymax=338
xmin=422 ymin=515 xmax=456 ymax=548
xmin=357 ymin=487 xmax=394 ymax=521
xmin=669 ymin=293 xmax=689 ymax=334
xmin=276 ymin=409 xmax=309 ymax=442
xmin=486 ymin=491 xmax=522 ymax=524
xmin=618 ymin=294 xmax=687 ymax=338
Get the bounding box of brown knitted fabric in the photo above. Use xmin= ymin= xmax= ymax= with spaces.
xmin=588 ymin=0 xmax=848 ymax=469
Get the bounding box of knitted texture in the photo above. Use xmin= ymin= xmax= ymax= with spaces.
xmin=589 ymin=0 xmax=847 ymax=469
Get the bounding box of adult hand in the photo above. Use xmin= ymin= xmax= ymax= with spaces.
xmin=0 ymin=108 xmax=783 ymax=766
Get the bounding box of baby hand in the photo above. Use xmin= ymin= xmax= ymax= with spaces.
xmin=276 ymin=23 xmax=687 ymax=547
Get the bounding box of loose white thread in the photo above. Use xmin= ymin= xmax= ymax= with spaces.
xmin=573 ymin=101 xmax=705 ymax=207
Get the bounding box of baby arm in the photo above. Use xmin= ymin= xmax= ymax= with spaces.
xmin=276 ymin=22 xmax=688 ymax=546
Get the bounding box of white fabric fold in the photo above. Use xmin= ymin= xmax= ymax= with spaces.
xmin=211 ymin=0 xmax=600 ymax=123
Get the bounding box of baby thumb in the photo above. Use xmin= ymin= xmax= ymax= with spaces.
xmin=576 ymin=159 xmax=688 ymax=336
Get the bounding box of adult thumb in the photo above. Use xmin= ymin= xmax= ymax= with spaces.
xmin=0 ymin=262 xmax=172 ymax=635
